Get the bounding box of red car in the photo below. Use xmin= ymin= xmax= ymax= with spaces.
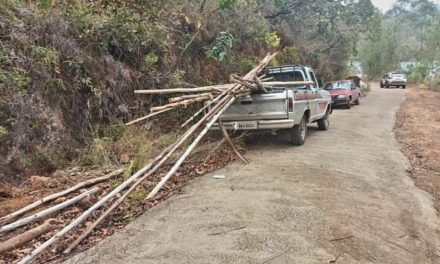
xmin=323 ymin=80 xmax=361 ymax=109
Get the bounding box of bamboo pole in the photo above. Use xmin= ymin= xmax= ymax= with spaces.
xmin=254 ymin=76 xmax=268 ymax=93
xmin=262 ymin=81 xmax=314 ymax=86
xmin=0 ymin=169 xmax=123 ymax=226
xmin=150 ymin=95 xmax=211 ymax=112
xmin=0 ymin=219 xmax=56 ymax=254
xmin=180 ymin=85 xmax=237 ymax=128
xmin=169 ymin=93 xmax=211 ymax=103
xmin=146 ymin=52 xmax=278 ymax=199
xmin=146 ymin=97 xmax=236 ymax=199
xmin=219 ymin=121 xmax=248 ymax=164
xmin=134 ymin=84 xmax=231 ymax=94
xmin=19 ymin=87 xmax=236 ymax=263
xmin=17 ymin=53 xmax=277 ymax=263
xmin=0 ymin=187 xmax=99 ymax=234
xmin=125 ymin=108 xmax=174 ymax=126
xmin=133 ymin=81 xmax=306 ymax=95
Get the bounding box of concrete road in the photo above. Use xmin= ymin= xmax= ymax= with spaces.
xmin=65 ymin=84 xmax=440 ymax=264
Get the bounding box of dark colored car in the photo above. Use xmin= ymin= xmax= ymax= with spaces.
xmin=323 ymin=80 xmax=361 ymax=109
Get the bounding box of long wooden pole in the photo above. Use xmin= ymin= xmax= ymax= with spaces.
xmin=0 ymin=219 xmax=56 ymax=254
xmin=17 ymin=53 xmax=277 ymax=263
xmin=125 ymin=108 xmax=174 ymax=126
xmin=0 ymin=187 xmax=99 ymax=234
xmin=146 ymin=97 xmax=236 ymax=199
xmin=219 ymin=121 xmax=248 ymax=164
xmin=134 ymin=84 xmax=231 ymax=94
xmin=21 ymin=87 xmax=236 ymax=262
xmin=0 ymin=169 xmax=123 ymax=226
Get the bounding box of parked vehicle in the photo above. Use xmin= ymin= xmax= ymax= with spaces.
xmin=323 ymin=80 xmax=361 ymax=109
xmin=380 ymin=72 xmax=407 ymax=88
xmin=214 ymin=65 xmax=332 ymax=146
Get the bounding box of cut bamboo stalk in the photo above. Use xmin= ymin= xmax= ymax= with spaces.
xmin=146 ymin=97 xmax=236 ymax=199
xmin=125 ymin=108 xmax=174 ymax=126
xmin=0 ymin=169 xmax=123 ymax=226
xmin=180 ymin=85 xmax=236 ymax=128
xmin=0 ymin=219 xmax=57 ymax=254
xmin=146 ymin=53 xmax=278 ymax=199
xmin=20 ymin=88 xmax=236 ymax=262
xmin=134 ymin=84 xmax=231 ymax=94
xmin=219 ymin=121 xmax=248 ymax=164
xmin=17 ymin=53 xmax=277 ymax=263
xmin=0 ymin=187 xmax=99 ymax=234
xmin=169 ymin=93 xmax=212 ymax=103
xmin=150 ymin=95 xmax=211 ymax=112
xmin=254 ymin=76 xmax=268 ymax=93
xmin=262 ymin=81 xmax=314 ymax=86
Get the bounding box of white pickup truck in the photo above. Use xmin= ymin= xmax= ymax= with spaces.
xmin=216 ymin=65 xmax=332 ymax=145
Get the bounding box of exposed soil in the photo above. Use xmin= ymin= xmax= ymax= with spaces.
xmin=395 ymin=85 xmax=440 ymax=211
xmin=63 ymin=83 xmax=440 ymax=263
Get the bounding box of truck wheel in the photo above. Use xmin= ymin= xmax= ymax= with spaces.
xmin=317 ymin=111 xmax=330 ymax=131
xmin=402 ymin=85 xmax=406 ymax=89
xmin=380 ymin=82 xmax=384 ymax=88
xmin=291 ymin=115 xmax=307 ymax=146
xmin=354 ymin=97 xmax=360 ymax=105
xmin=346 ymin=99 xmax=351 ymax=109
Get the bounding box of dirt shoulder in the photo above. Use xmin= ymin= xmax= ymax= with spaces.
xmin=64 ymin=84 xmax=440 ymax=263
xmin=395 ymin=85 xmax=440 ymax=211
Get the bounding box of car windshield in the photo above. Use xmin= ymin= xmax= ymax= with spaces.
xmin=392 ymin=74 xmax=405 ymax=78
xmin=324 ymin=82 xmax=350 ymax=90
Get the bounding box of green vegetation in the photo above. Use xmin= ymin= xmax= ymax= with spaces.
xmin=0 ymin=0 xmax=402 ymax=178
xmin=359 ymin=0 xmax=440 ymax=90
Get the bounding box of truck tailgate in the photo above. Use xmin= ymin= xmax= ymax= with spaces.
xmin=220 ymin=91 xmax=288 ymax=121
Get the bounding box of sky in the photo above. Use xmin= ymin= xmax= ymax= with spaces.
xmin=370 ymin=0 xmax=396 ymax=12
xmin=371 ymin=0 xmax=440 ymax=13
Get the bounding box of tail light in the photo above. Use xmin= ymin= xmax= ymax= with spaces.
xmin=288 ymin=98 xmax=293 ymax=112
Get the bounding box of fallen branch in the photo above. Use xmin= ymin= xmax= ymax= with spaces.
xmin=0 ymin=169 xmax=123 ymax=226
xmin=219 ymin=121 xmax=248 ymax=164
xmin=0 ymin=187 xmax=99 ymax=234
xmin=0 ymin=219 xmax=57 ymax=254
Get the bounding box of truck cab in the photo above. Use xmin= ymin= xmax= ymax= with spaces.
xmin=216 ymin=65 xmax=332 ymax=145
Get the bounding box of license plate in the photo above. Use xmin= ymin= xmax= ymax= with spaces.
xmin=234 ymin=121 xmax=258 ymax=130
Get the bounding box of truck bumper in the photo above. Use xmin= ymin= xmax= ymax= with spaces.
xmin=211 ymin=119 xmax=295 ymax=130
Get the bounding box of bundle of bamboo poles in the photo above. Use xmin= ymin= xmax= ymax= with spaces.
xmin=2 ymin=53 xmax=282 ymax=263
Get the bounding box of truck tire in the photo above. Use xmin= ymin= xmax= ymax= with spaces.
xmin=317 ymin=111 xmax=330 ymax=131
xmin=402 ymin=85 xmax=406 ymax=89
xmin=354 ymin=96 xmax=360 ymax=105
xmin=346 ymin=99 xmax=351 ymax=109
xmin=290 ymin=115 xmax=307 ymax=146
xmin=380 ymin=82 xmax=384 ymax=88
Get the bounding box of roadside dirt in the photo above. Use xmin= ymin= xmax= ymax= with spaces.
xmin=0 ymin=140 xmax=239 ymax=263
xmin=395 ymin=85 xmax=440 ymax=211
xmin=64 ymin=84 xmax=440 ymax=263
